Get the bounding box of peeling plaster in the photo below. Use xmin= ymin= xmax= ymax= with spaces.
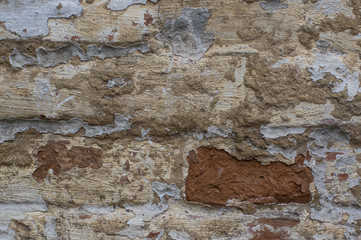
xmin=0 ymin=114 xmax=131 ymax=143
xmin=306 ymin=127 xmax=361 ymax=232
xmin=10 ymin=42 xmax=150 ymax=68
xmin=315 ymin=0 xmax=355 ymax=19
xmin=119 ymin=182 xmax=180 ymax=239
xmin=44 ymin=216 xmax=60 ymax=240
xmin=107 ymin=0 xmax=157 ymax=11
xmin=267 ymin=144 xmax=297 ymax=160
xmin=83 ymin=205 xmax=115 ymax=215
xmin=157 ymin=7 xmax=215 ymax=61
xmin=0 ymin=202 xmax=47 ymax=239
xmin=308 ymin=51 xmax=360 ymax=101
xmin=0 ymin=0 xmax=82 ymax=37
xmin=206 ymin=126 xmax=232 ymax=138
xmin=168 ymin=229 xmax=195 ymax=240
xmin=260 ymin=126 xmax=305 ymax=139
xmin=215 ymin=57 xmax=247 ymax=111
xmin=259 ymin=0 xmax=289 ymax=11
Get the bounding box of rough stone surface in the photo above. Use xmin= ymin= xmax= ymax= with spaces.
xmin=1 ymin=0 xmax=361 ymax=239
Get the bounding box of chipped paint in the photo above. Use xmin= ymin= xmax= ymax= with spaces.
xmin=308 ymin=50 xmax=360 ymax=101
xmin=260 ymin=126 xmax=305 ymax=139
xmin=10 ymin=43 xmax=150 ymax=68
xmin=0 ymin=114 xmax=131 ymax=143
xmin=107 ymin=0 xmax=157 ymax=11
xmin=0 ymin=0 xmax=82 ymax=37
xmin=157 ymin=7 xmax=214 ymax=61
xmin=2 ymin=0 xmax=361 ymax=238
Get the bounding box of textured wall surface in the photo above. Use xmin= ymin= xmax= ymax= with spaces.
xmin=1 ymin=0 xmax=361 ymax=239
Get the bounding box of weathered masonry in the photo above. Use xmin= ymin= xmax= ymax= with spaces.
xmin=1 ymin=0 xmax=361 ymax=239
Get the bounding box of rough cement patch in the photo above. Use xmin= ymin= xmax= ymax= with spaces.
xmin=107 ymin=0 xmax=157 ymax=11
xmin=260 ymin=126 xmax=305 ymax=139
xmin=0 ymin=114 xmax=131 ymax=143
xmin=157 ymin=7 xmax=215 ymax=61
xmin=0 ymin=0 xmax=82 ymax=37
xmin=10 ymin=43 xmax=150 ymax=68
xmin=259 ymin=0 xmax=289 ymax=11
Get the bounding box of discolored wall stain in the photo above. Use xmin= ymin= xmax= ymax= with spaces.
xmin=32 ymin=140 xmax=103 ymax=182
xmin=185 ymin=147 xmax=313 ymax=205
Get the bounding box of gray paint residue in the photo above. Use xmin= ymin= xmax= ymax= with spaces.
xmin=259 ymin=0 xmax=289 ymax=11
xmin=0 ymin=202 xmax=47 ymax=239
xmin=10 ymin=43 xmax=150 ymax=68
xmin=0 ymin=114 xmax=131 ymax=143
xmin=0 ymin=0 xmax=82 ymax=37
xmin=157 ymin=7 xmax=215 ymax=61
xmin=107 ymin=0 xmax=157 ymax=11
xmin=260 ymin=126 xmax=305 ymax=139
xmin=119 ymin=182 xmax=180 ymax=239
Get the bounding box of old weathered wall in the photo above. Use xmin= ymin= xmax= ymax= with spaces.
xmin=1 ymin=0 xmax=361 ymax=239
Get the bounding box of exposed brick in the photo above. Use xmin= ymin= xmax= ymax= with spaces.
xmin=185 ymin=147 xmax=313 ymax=205
xmin=32 ymin=140 xmax=103 ymax=182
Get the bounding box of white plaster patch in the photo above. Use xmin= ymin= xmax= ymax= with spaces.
xmin=215 ymin=57 xmax=247 ymax=111
xmin=206 ymin=126 xmax=232 ymax=138
xmin=313 ymin=233 xmax=336 ymax=240
xmin=156 ymin=7 xmax=214 ymax=61
xmin=0 ymin=202 xmax=47 ymax=239
xmin=315 ymin=0 xmax=355 ymax=19
xmin=267 ymin=144 xmax=297 ymax=160
xmin=107 ymin=0 xmax=157 ymax=11
xmin=152 ymin=181 xmax=181 ymax=200
xmin=169 ymin=229 xmax=195 ymax=240
xmin=83 ymin=205 xmax=115 ymax=215
xmin=0 ymin=113 xmax=131 ymax=143
xmin=119 ymin=182 xmax=180 ymax=239
xmin=306 ymin=127 xmax=361 ymax=225
xmin=10 ymin=43 xmax=150 ymax=68
xmin=308 ymin=51 xmax=360 ymax=101
xmin=206 ymin=44 xmax=258 ymax=56
xmin=260 ymin=126 xmax=305 ymax=139
xmin=353 ymin=33 xmax=361 ymax=40
xmin=44 ymin=216 xmax=60 ymax=240
xmin=106 ymin=78 xmax=128 ymax=89
xmin=0 ymin=0 xmax=82 ymax=37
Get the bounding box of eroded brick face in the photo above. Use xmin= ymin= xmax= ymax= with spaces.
xmin=185 ymin=147 xmax=313 ymax=205
xmin=32 ymin=140 xmax=103 ymax=182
